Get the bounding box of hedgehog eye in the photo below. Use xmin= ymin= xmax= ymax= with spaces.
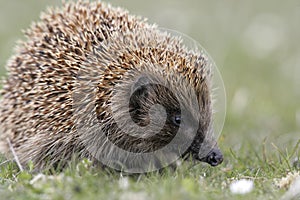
xmin=172 ymin=114 xmax=181 ymax=127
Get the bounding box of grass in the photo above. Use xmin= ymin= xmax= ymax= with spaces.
xmin=0 ymin=0 xmax=299 ymax=199
xmin=0 ymin=143 xmax=299 ymax=200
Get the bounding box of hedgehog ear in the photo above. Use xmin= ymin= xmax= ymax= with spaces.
xmin=131 ymin=75 xmax=151 ymax=95
xmin=130 ymin=75 xmax=152 ymax=111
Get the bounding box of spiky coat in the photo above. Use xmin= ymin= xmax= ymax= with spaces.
xmin=0 ymin=1 xmax=211 ymax=170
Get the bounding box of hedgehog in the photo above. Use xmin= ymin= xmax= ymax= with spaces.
xmin=0 ymin=1 xmax=223 ymax=172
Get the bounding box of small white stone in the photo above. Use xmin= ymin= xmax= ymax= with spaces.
xmin=281 ymin=177 xmax=300 ymax=200
xmin=119 ymin=177 xmax=130 ymax=190
xmin=229 ymin=179 xmax=254 ymax=194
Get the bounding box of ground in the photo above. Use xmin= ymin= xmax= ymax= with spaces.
xmin=0 ymin=147 xmax=299 ymax=200
xmin=0 ymin=0 xmax=299 ymax=199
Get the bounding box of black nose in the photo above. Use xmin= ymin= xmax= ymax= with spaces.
xmin=204 ymin=148 xmax=223 ymax=166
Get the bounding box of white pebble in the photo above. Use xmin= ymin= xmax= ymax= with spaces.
xmin=229 ymin=179 xmax=254 ymax=194
xmin=119 ymin=177 xmax=130 ymax=190
xmin=281 ymin=177 xmax=300 ymax=200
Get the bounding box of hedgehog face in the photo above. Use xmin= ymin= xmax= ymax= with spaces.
xmin=129 ymin=82 xmax=182 ymax=147
xmin=125 ymin=75 xmax=223 ymax=167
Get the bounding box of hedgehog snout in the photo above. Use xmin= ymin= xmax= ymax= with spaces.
xmin=200 ymin=147 xmax=223 ymax=166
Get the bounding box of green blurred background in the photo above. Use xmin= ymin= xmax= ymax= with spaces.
xmin=0 ymin=0 xmax=299 ymax=156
